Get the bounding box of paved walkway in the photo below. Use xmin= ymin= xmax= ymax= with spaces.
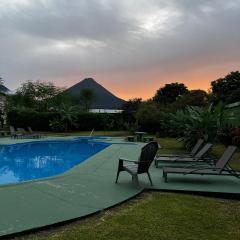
xmin=0 ymin=137 xmax=240 ymax=237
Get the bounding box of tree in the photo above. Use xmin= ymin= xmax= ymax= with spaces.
xmin=136 ymin=102 xmax=163 ymax=132
xmin=153 ymin=82 xmax=189 ymax=104
xmin=79 ymin=88 xmax=96 ymax=111
xmin=171 ymin=90 xmax=208 ymax=109
xmin=165 ymin=102 xmax=227 ymax=148
xmin=49 ymin=104 xmax=79 ymax=132
xmin=58 ymin=104 xmax=79 ymax=131
xmin=225 ymin=88 xmax=240 ymax=104
xmin=211 ymin=71 xmax=240 ymax=104
xmin=122 ymin=98 xmax=142 ymax=123
xmin=7 ymin=80 xmax=64 ymax=111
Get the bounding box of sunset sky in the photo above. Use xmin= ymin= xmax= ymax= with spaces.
xmin=0 ymin=0 xmax=240 ymax=100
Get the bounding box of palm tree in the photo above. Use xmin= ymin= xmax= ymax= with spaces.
xmin=79 ymin=88 xmax=96 ymax=111
xmin=58 ymin=104 xmax=79 ymax=131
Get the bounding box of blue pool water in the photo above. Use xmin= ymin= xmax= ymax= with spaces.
xmin=0 ymin=140 xmax=110 ymax=185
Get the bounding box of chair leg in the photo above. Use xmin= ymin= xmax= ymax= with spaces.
xmin=162 ymin=171 xmax=168 ymax=183
xmin=115 ymin=170 xmax=120 ymax=183
xmin=132 ymin=175 xmax=139 ymax=186
xmin=155 ymin=159 xmax=158 ymax=168
xmin=147 ymin=171 xmax=153 ymax=186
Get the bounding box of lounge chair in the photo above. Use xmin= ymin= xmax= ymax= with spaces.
xmin=27 ymin=127 xmax=42 ymax=138
xmin=155 ymin=143 xmax=213 ymax=167
xmin=157 ymin=139 xmax=204 ymax=158
xmin=17 ymin=128 xmax=39 ymax=139
xmin=115 ymin=141 xmax=159 ymax=186
xmin=9 ymin=126 xmax=23 ymax=139
xmin=162 ymin=145 xmax=239 ymax=182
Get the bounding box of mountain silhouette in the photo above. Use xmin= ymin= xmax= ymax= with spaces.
xmin=65 ymin=78 xmax=125 ymax=109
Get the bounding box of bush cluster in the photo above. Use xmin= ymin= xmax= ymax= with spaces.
xmin=7 ymin=110 xmax=59 ymax=131
xmin=7 ymin=110 xmax=124 ymax=131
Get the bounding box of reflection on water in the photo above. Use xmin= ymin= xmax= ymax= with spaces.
xmin=0 ymin=141 xmax=109 ymax=185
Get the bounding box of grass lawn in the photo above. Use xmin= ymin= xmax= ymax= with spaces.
xmin=14 ymin=192 xmax=240 ymax=240
xmin=10 ymin=135 xmax=240 ymax=240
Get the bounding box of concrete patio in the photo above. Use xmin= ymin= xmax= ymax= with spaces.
xmin=0 ymin=137 xmax=240 ymax=237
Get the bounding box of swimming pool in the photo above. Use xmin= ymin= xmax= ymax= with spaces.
xmin=0 ymin=140 xmax=110 ymax=185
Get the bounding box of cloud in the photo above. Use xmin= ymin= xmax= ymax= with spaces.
xmin=0 ymin=0 xmax=240 ymax=98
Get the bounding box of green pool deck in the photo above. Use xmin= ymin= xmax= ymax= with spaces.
xmin=0 ymin=137 xmax=240 ymax=237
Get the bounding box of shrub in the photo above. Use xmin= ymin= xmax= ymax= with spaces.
xmin=136 ymin=102 xmax=163 ymax=132
xmin=7 ymin=109 xmax=59 ymax=131
xmin=49 ymin=118 xmax=66 ymax=132
xmin=163 ymin=103 xmax=227 ymax=149
xmin=7 ymin=109 xmax=125 ymax=132
xmin=76 ymin=113 xmax=124 ymax=131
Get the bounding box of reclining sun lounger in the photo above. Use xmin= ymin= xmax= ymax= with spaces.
xmin=162 ymin=145 xmax=239 ymax=182
xmin=9 ymin=126 xmax=24 ymax=139
xmin=155 ymin=143 xmax=213 ymax=167
xmin=157 ymin=139 xmax=204 ymax=158
xmin=115 ymin=141 xmax=159 ymax=186
xmin=17 ymin=128 xmax=40 ymax=139
xmin=27 ymin=127 xmax=42 ymax=138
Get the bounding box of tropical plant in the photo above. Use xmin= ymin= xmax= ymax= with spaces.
xmin=161 ymin=110 xmax=189 ymax=137
xmin=49 ymin=118 xmax=66 ymax=132
xmin=165 ymin=103 xmax=227 ymax=149
xmin=79 ymin=88 xmax=96 ymax=111
xmin=50 ymin=104 xmax=79 ymax=132
xmin=218 ymin=126 xmax=240 ymax=146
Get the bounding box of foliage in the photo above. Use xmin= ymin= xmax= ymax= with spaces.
xmin=218 ymin=125 xmax=240 ymax=146
xmin=122 ymin=98 xmax=142 ymax=123
xmin=171 ymin=89 xmax=209 ymax=109
xmin=50 ymin=104 xmax=79 ymax=132
xmin=161 ymin=110 xmax=189 ymax=137
xmin=232 ymin=136 xmax=240 ymax=147
xmin=100 ymin=114 xmax=124 ymax=131
xmin=7 ymin=80 xmax=64 ymax=111
xmin=225 ymin=88 xmax=240 ymax=104
xmin=153 ymin=82 xmax=189 ymax=104
xmin=7 ymin=109 xmax=59 ymax=131
xmin=7 ymin=109 xmax=126 ymax=132
xmin=164 ymin=103 xmax=227 ymax=148
xmin=211 ymin=71 xmax=240 ymax=103
xmin=50 ymin=92 xmax=74 ymax=110
xmin=79 ymin=88 xmax=96 ymax=111
xmin=122 ymin=121 xmax=139 ymax=134
xmin=136 ymin=102 xmax=163 ymax=132
xmin=49 ymin=118 xmax=66 ymax=132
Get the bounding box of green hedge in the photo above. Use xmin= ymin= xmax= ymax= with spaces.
xmin=76 ymin=113 xmax=105 ymax=130
xmin=7 ymin=110 xmax=124 ymax=131
xmin=7 ymin=110 xmax=59 ymax=131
